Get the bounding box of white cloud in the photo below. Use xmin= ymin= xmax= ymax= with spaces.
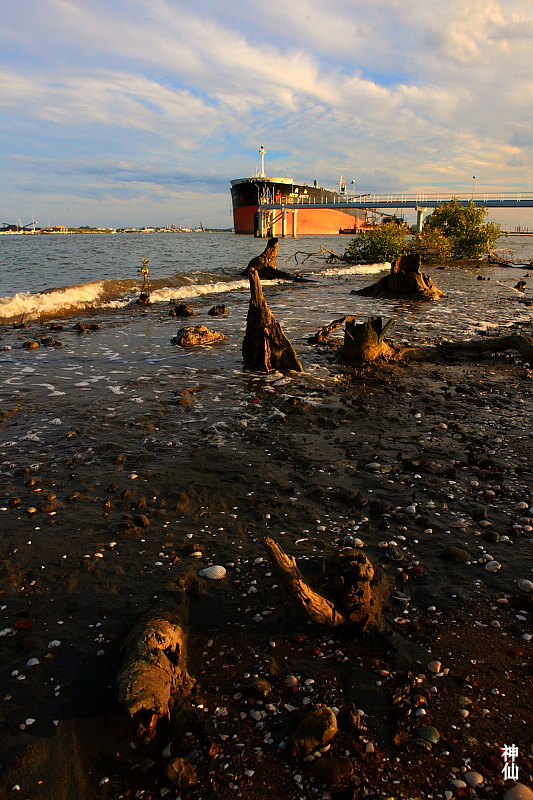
xmin=2 ymin=0 xmax=533 ymax=226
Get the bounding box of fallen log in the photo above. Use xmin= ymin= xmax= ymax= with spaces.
xmin=338 ymin=315 xmax=397 ymax=364
xmin=264 ymin=537 xmax=387 ymax=630
xmin=242 ymin=268 xmax=303 ymax=372
xmin=437 ymin=332 xmax=533 ymax=366
xmin=352 ymin=254 xmax=442 ymax=301
xmin=117 ymin=603 xmax=195 ymax=740
xmin=241 ymin=237 xmax=308 ymax=281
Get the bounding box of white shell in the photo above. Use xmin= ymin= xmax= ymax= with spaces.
xmin=464 ymin=771 xmax=483 ymax=788
xmin=485 ymin=560 xmax=501 ymax=573
xmin=518 ymin=579 xmax=533 ymax=593
xmin=198 ymin=565 xmax=227 ymax=580
xmin=504 ymin=784 xmax=533 ymax=800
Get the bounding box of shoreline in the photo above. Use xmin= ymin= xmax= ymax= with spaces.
xmin=1 ymin=328 xmax=532 ymax=798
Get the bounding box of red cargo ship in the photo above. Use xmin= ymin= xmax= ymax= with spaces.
xmin=230 ymin=147 xmax=367 ymax=235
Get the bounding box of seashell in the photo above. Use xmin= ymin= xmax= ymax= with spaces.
xmin=414 ymin=725 xmax=440 ymax=749
xmin=244 ymin=675 xmax=271 ymax=698
xmin=198 ymin=564 xmax=226 ymax=580
xmin=464 ymin=771 xmax=484 ymax=788
xmin=485 ymin=560 xmax=501 ymax=573
xmin=518 ymin=579 xmax=533 ymax=593
xmin=451 ymin=779 xmax=466 ymax=789
xmin=285 ymin=675 xmax=299 ymax=688
xmin=427 ymin=660 xmax=442 ymax=674
xmin=503 ymin=784 xmax=533 ymax=800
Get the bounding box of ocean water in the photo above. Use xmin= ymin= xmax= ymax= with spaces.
xmin=0 ymin=232 xmax=531 ymax=474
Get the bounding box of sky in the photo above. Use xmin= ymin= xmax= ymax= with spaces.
xmin=1 ymin=0 xmax=533 ymax=229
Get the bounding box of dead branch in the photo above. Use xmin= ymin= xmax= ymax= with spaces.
xmin=308 ymin=316 xmax=347 ymax=345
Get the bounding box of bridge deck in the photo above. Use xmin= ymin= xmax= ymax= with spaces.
xmin=262 ymin=192 xmax=533 ymax=210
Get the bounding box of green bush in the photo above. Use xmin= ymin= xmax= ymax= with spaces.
xmin=423 ymin=199 xmax=501 ymax=258
xmin=344 ymin=222 xmax=409 ymax=263
xmin=407 ymin=227 xmax=452 ymax=264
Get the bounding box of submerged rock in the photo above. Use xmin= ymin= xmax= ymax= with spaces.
xmin=173 ymin=326 xmax=225 ymax=347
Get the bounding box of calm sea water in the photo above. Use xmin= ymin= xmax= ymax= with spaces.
xmin=0 ymin=232 xmax=531 ymax=473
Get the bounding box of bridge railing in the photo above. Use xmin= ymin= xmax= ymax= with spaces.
xmin=276 ymin=192 xmax=529 ymax=206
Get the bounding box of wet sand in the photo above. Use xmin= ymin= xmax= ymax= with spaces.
xmin=0 ymin=316 xmax=532 ymax=799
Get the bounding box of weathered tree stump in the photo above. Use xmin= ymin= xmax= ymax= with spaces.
xmin=264 ymin=537 xmax=387 ymax=630
xmin=242 ymin=269 xmax=303 ymax=372
xmin=241 ymin=237 xmax=307 ymax=282
xmin=308 ymin=316 xmax=347 ymax=345
xmin=117 ymin=603 xmax=195 ymax=740
xmin=338 ymin=315 xmax=397 ymax=364
xmin=352 ymin=254 xmax=442 ymax=300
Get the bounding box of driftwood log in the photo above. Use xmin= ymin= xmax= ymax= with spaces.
xmin=242 ymin=268 xmax=303 ymax=372
xmin=352 ymin=254 xmax=442 ymax=301
xmin=437 ymin=332 xmax=533 ymax=366
xmin=264 ymin=537 xmax=387 ymax=630
xmin=338 ymin=315 xmax=397 ymax=364
xmin=241 ymin=237 xmax=307 ymax=282
xmin=308 ymin=316 xmax=347 ymax=345
xmin=117 ymin=604 xmax=195 ymax=740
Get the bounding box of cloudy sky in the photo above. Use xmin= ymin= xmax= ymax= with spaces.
xmin=1 ymin=0 xmax=532 ymax=228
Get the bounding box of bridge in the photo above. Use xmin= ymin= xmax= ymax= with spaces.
xmin=258 ymin=191 xmax=533 ymax=236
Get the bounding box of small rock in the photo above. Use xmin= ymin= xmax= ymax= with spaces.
xmin=288 ymin=707 xmax=338 ymax=758
xmin=164 ymin=757 xmax=197 ymax=789
xmin=173 ymin=326 xmax=225 ymax=347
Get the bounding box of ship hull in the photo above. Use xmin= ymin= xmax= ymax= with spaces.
xmin=231 ymin=177 xmax=366 ymax=235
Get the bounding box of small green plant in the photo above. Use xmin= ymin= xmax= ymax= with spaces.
xmin=344 ymin=222 xmax=409 ymax=263
xmin=138 ymin=257 xmax=150 ymax=292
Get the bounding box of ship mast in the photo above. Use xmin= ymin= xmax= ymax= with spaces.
xmin=259 ymin=145 xmax=266 ymax=178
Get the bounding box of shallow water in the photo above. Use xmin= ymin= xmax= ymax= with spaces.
xmin=0 ymin=233 xmax=531 ymax=476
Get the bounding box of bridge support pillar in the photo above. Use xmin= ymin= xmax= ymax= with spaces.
xmin=281 ymin=208 xmax=287 ymax=237
xmin=416 ymin=207 xmax=427 ymax=233
xmin=292 ymin=209 xmax=298 ymax=238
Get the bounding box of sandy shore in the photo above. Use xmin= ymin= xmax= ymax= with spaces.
xmin=0 ymin=319 xmax=532 ymax=799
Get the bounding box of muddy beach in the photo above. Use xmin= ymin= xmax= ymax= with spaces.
xmin=0 ymin=238 xmax=532 ymax=800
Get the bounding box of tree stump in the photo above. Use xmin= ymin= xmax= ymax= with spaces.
xmin=241 ymin=237 xmax=307 ymax=281
xmin=242 ymin=269 xmax=303 ymax=372
xmin=264 ymin=537 xmax=387 ymax=631
xmin=338 ymin=316 xmax=396 ymax=364
xmin=117 ymin=603 xmax=195 ymax=740
xmin=352 ymin=254 xmax=442 ymax=300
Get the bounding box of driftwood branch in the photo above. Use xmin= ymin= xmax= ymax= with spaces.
xmin=308 ymin=316 xmax=347 ymax=345
xmin=264 ymin=537 xmax=388 ymax=630
xmin=292 ymin=246 xmax=347 ymax=265
xmin=264 ymin=536 xmax=346 ymax=625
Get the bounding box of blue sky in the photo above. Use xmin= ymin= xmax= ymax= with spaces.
xmin=1 ymin=0 xmax=533 ymax=228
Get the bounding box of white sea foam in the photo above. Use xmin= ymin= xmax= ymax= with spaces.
xmin=0 ymin=282 xmax=109 ymax=322
xmin=319 ymin=262 xmax=391 ymax=277
xmin=150 ymin=278 xmax=278 ymax=304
